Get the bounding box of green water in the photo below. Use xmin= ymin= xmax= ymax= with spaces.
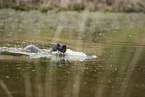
xmin=0 ymin=9 xmax=145 ymax=97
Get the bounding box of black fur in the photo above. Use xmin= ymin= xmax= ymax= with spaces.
xmin=52 ymin=43 xmax=67 ymax=53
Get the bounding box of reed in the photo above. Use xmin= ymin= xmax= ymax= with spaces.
xmin=0 ymin=79 xmax=13 ymax=97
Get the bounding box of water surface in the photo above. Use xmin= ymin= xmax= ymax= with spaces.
xmin=0 ymin=9 xmax=145 ymax=97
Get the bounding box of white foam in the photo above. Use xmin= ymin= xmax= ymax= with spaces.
xmin=0 ymin=47 xmax=97 ymax=61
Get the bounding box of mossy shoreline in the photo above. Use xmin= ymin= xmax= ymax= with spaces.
xmin=0 ymin=0 xmax=145 ymax=13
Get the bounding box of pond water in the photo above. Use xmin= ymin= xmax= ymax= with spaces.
xmin=0 ymin=9 xmax=145 ymax=97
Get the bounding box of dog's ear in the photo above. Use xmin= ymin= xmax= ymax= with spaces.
xmin=62 ymin=45 xmax=66 ymax=49
xmin=57 ymin=43 xmax=61 ymax=46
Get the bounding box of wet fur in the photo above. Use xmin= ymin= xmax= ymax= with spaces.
xmin=52 ymin=43 xmax=66 ymax=53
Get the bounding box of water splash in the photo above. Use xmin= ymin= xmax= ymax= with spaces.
xmin=0 ymin=47 xmax=97 ymax=61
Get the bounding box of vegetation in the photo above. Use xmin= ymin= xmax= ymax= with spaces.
xmin=0 ymin=0 xmax=145 ymax=12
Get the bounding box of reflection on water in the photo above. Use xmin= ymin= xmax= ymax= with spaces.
xmin=0 ymin=9 xmax=145 ymax=97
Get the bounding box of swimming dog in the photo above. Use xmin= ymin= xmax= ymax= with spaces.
xmin=51 ymin=43 xmax=66 ymax=53
xmin=25 ymin=43 xmax=67 ymax=54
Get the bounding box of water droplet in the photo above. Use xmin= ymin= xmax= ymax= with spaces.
xmin=6 ymin=76 xmax=10 ymax=78
xmin=17 ymin=67 xmax=20 ymax=69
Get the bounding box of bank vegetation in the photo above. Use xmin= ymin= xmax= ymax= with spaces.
xmin=0 ymin=0 xmax=145 ymax=12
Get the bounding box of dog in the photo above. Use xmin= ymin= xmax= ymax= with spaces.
xmin=25 ymin=43 xmax=67 ymax=54
xmin=51 ymin=43 xmax=67 ymax=53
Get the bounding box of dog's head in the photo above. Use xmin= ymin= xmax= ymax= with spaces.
xmin=61 ymin=45 xmax=66 ymax=53
xmin=53 ymin=43 xmax=67 ymax=53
